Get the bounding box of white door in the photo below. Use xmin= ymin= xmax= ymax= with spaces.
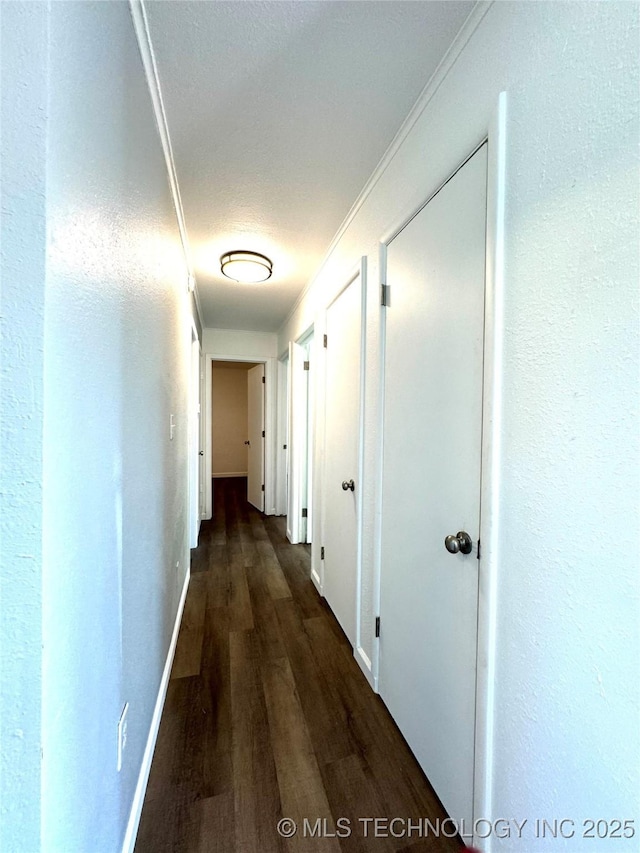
xmin=247 ymin=364 xmax=265 ymax=511
xmin=379 ymin=144 xmax=487 ymax=825
xmin=323 ymin=273 xmax=362 ymax=647
xmin=286 ymin=341 xmax=309 ymax=543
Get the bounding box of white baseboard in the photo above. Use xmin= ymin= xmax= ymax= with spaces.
xmin=121 ymin=567 xmax=191 ymax=853
xmin=311 ymin=567 xmax=322 ymax=595
xmin=354 ymin=645 xmax=376 ymax=691
xmin=212 ymin=472 xmax=247 ymax=478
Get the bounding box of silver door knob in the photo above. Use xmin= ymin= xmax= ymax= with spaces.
xmin=342 ymin=479 xmax=355 ymax=492
xmin=199 ymin=450 xmax=204 ymax=456
xmin=444 ymin=531 xmax=472 ymax=555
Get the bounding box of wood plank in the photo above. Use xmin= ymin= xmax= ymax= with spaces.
xmin=274 ymin=598 xmax=353 ymax=767
xmin=245 ymin=560 xmax=288 ymax=663
xmin=261 ymin=656 xmax=341 ymax=853
xmin=171 ymin=572 xmax=208 ymax=679
xmin=230 ymin=630 xmax=286 ymax=853
xmin=198 ymin=601 xmax=234 ymax=798
xmin=141 ymin=677 xmax=198 ymax=804
xmin=212 ymin=479 xmax=227 ymax=546
xmin=319 ymin=754 xmax=396 ymax=853
xmin=263 ymin=517 xmax=324 ymax=621
xmin=249 ymin=512 xmax=293 ymax=601
xmin=225 ymin=486 xmax=255 ymax=632
xmin=257 ymin=538 xmax=293 ymax=601
xmin=192 ymin=791 xmax=235 ymax=853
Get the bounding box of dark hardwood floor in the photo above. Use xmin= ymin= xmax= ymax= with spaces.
xmin=135 ymin=477 xmax=462 ymax=853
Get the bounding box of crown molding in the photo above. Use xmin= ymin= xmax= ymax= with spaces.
xmin=278 ymin=0 xmax=493 ymax=337
xmin=129 ymin=0 xmax=204 ymax=332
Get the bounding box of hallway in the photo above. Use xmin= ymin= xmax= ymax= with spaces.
xmin=135 ymin=478 xmax=461 ymax=853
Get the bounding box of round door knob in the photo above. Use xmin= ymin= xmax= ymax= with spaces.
xmin=342 ymin=479 xmax=355 ymax=492
xmin=198 ymin=450 xmax=204 ymax=456
xmin=244 ymin=440 xmax=250 ymax=446
xmin=444 ymin=531 xmax=472 ymax=555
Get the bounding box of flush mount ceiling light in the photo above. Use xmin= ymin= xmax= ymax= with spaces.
xmin=220 ymin=251 xmax=273 ymax=283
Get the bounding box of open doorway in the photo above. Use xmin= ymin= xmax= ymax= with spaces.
xmin=211 ymin=360 xmax=262 ymax=510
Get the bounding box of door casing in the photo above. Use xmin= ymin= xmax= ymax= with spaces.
xmin=202 ymin=354 xmax=277 ymax=520
xmin=247 ymin=364 xmax=265 ymax=511
xmin=286 ymin=329 xmax=315 ymax=544
xmin=188 ymin=321 xmax=201 ymax=548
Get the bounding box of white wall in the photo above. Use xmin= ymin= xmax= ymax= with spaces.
xmin=278 ymin=3 xmax=640 ymax=849
xmin=0 ymin=4 xmax=48 ymax=849
xmin=202 ymin=327 xmax=277 ymax=360
xmin=2 ymin=2 xmax=194 ymax=850
xmin=212 ymin=363 xmax=253 ymax=476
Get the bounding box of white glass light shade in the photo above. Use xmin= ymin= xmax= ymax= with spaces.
xmin=220 ymin=251 xmax=273 ymax=283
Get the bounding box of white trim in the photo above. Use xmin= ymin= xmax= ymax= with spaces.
xmin=121 ymin=567 xmax=191 ymax=853
xmin=188 ymin=324 xmax=201 ymax=549
xmin=192 ymin=286 xmax=205 ymax=333
xmin=472 ymin=91 xmax=507 ymax=853
xmin=129 ymin=0 xmax=205 ymax=333
xmin=355 ymin=646 xmax=375 ymax=690
xmin=370 ymin=240 xmax=388 ymax=695
xmin=310 ymin=317 xmax=326 ymax=592
xmin=354 ymin=258 xmax=367 ymax=663
xmin=286 ymin=341 xmax=304 ymax=543
xmin=277 ymin=1 xmax=492 ymax=338
xmin=311 ymin=567 xmax=322 ymax=594
xmin=275 ymin=356 xmax=289 ymax=517
xmin=212 ymin=471 xmax=248 ymax=478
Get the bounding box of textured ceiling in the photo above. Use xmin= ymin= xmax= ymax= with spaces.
xmin=145 ymin=1 xmax=474 ymax=332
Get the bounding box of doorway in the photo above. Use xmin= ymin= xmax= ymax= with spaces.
xmin=379 ymin=143 xmax=488 ymax=828
xmin=211 ymin=360 xmax=262 ymax=510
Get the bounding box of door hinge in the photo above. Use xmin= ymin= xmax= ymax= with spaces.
xmin=375 ymin=616 xmax=381 ymax=638
xmin=477 ymin=539 xmax=481 ymax=560
xmin=261 ymin=484 xmax=265 ymax=492
xmin=262 ymin=376 xmax=265 ymax=384
xmin=301 ymin=508 xmax=308 ymax=518
xmin=303 ymin=360 xmax=310 ymax=371
xmin=262 ymin=430 xmax=265 ymax=438
xmin=381 ymin=284 xmax=390 ymax=307
xmin=320 ymin=546 xmax=325 ymax=560
xmin=323 ymin=334 xmax=327 ymax=348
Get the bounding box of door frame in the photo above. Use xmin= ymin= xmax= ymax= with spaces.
xmin=373 ymin=93 xmax=506 ymax=849
xmin=318 ymin=258 xmax=367 ymax=645
xmin=246 ymin=363 xmax=266 ymax=512
xmin=275 ymin=353 xmax=289 ymax=517
xmin=188 ymin=319 xmax=202 ymax=548
xmin=202 ymin=353 xmax=277 ymax=520
xmin=286 ymin=327 xmax=314 ymax=544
